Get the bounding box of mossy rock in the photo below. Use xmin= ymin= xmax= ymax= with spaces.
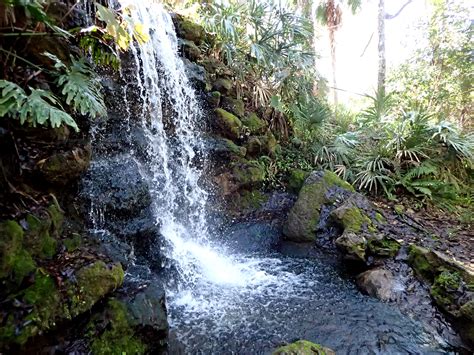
xmin=88 ymin=299 xmax=147 ymax=355
xmin=0 ymin=273 xmax=62 ymax=345
xmin=221 ymin=96 xmax=245 ymax=118
xmin=214 ymin=108 xmax=242 ymax=141
xmin=335 ymin=231 xmax=367 ymax=262
xmin=331 ymin=206 xmax=372 ymax=233
xmin=0 ymin=221 xmax=36 ymax=283
xmin=212 ymin=78 xmax=233 ymax=96
xmin=273 ymin=340 xmax=335 ymax=355
xmin=63 ymin=233 xmax=82 ymax=252
xmin=234 ymin=190 xmax=268 ymax=211
xmin=430 ymin=270 xmax=462 ymax=314
xmin=242 ymin=112 xmax=267 ymax=135
xmin=69 ymin=261 xmax=124 ymax=318
xmin=245 ymin=132 xmax=277 ymax=158
xmin=223 ymin=138 xmax=247 ymax=158
xmin=288 ymin=169 xmax=310 ymax=194
xmin=367 ymin=237 xmax=401 ymax=257
xmin=232 ymin=160 xmax=266 ymax=189
xmin=174 ymin=16 xmax=205 ymax=45
xmin=284 ymin=171 xmax=354 ymax=242
xmin=38 ymin=145 xmax=91 ymax=185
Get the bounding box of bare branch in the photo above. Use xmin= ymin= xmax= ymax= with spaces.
xmin=385 ymin=0 xmax=414 ymax=20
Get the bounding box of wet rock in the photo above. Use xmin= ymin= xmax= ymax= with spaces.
xmin=200 ymin=57 xmax=233 ymax=77
xmin=180 ymin=39 xmax=201 ymax=61
xmin=335 ymin=231 xmax=367 ymax=262
xmin=205 ymin=136 xmax=246 ymax=161
xmin=273 ymin=340 xmax=335 ymax=355
xmin=82 ymin=159 xmax=151 ymax=218
xmin=241 ymin=112 xmax=267 ymax=135
xmin=356 ymin=268 xmax=400 ymax=301
xmin=38 ymin=144 xmax=91 ymax=185
xmin=212 ymin=78 xmax=233 ymax=96
xmin=214 ymin=108 xmax=243 ymax=141
xmin=283 ymin=171 xmax=354 ymax=242
xmin=183 ymin=58 xmax=207 ymax=91
xmin=221 ymin=96 xmax=245 ymax=118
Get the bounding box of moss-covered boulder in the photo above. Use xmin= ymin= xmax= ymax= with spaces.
xmin=0 ymin=221 xmax=36 ymax=283
xmin=283 ymin=171 xmax=354 ymax=242
xmin=38 ymin=145 xmax=91 ymax=185
xmin=273 ymin=340 xmax=335 ymax=355
xmin=335 ymin=231 xmax=367 ymax=262
xmin=0 ymin=260 xmax=124 ymax=347
xmin=88 ymin=299 xmax=147 ymax=355
xmin=242 ymin=112 xmax=267 ymax=135
xmin=221 ymin=96 xmax=245 ymax=118
xmin=407 ymin=245 xmax=474 ymax=344
xmin=69 ymin=261 xmax=124 ymax=318
xmin=287 ymin=169 xmax=310 ymax=194
xmin=212 ymin=78 xmax=233 ymax=96
xmin=174 ymin=15 xmax=205 ymax=45
xmin=232 ymin=160 xmax=266 ymax=189
xmin=214 ymin=108 xmax=243 ymax=141
xmin=245 ymin=132 xmax=277 ymax=158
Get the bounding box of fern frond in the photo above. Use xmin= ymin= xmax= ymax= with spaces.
xmin=0 ymin=80 xmax=27 ymax=116
xmin=19 ymin=89 xmax=79 ymax=131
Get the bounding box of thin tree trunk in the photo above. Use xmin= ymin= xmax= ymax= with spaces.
xmin=377 ymin=0 xmax=386 ymax=95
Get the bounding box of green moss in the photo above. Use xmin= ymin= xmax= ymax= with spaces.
xmin=460 ymin=301 xmax=474 ymax=321
xmin=176 ymin=18 xmax=205 ymax=44
xmin=394 ymin=204 xmax=404 ymax=215
xmin=232 ymin=160 xmax=266 ymax=188
xmin=288 ymin=169 xmax=310 ymax=194
xmin=367 ymin=237 xmax=401 ymax=257
xmin=273 ymin=340 xmax=332 ymax=355
xmin=17 ymin=273 xmax=62 ymax=344
xmin=47 ymin=203 xmax=64 ymax=235
xmin=69 ymin=261 xmax=124 ymax=317
xmin=214 ymin=108 xmax=242 ymax=140
xmin=242 ymin=112 xmax=266 ymax=134
xmin=375 ymin=212 xmax=386 ymax=224
xmin=223 ymin=138 xmax=246 ymax=158
xmin=237 ymin=190 xmax=268 ymax=210
xmin=339 ymin=207 xmax=371 ymax=233
xmin=430 ymin=271 xmax=461 ymax=312
xmin=63 ymin=234 xmax=82 ymax=252
xmin=322 ymin=171 xmax=355 ymax=192
xmin=407 ymin=245 xmax=434 ymax=280
xmin=90 ymin=300 xmax=147 ymax=355
xmin=24 ymin=214 xmax=57 ymax=259
xmin=0 ymin=221 xmax=36 ymax=283
xmin=221 ymin=96 xmax=245 ymax=118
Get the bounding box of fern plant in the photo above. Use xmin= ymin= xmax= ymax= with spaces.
xmin=0 ymin=80 xmax=79 ymax=131
xmin=45 ymin=53 xmax=106 ymax=119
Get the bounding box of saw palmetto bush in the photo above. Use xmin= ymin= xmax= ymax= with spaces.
xmin=308 ymin=90 xmax=473 ymax=205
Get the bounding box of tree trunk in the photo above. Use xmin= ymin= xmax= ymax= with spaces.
xmin=377 ymin=0 xmax=386 ymax=95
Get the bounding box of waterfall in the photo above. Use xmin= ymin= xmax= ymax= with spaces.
xmin=82 ymin=1 xmax=459 ymax=352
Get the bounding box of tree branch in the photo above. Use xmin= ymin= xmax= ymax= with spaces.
xmin=385 ymin=0 xmax=413 ymax=20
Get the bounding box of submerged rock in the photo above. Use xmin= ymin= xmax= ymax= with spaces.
xmin=273 ymin=340 xmax=335 ymax=355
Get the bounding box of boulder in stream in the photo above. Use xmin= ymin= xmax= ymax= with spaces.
xmin=356 ymin=268 xmax=401 ymax=302
xmin=273 ymin=340 xmax=335 ymax=355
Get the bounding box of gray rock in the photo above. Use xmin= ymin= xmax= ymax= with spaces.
xmin=356 ymin=268 xmax=401 ymax=302
xmin=335 ymin=231 xmax=367 ymax=262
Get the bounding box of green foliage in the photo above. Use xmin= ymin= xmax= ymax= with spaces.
xmin=0 ymin=80 xmax=79 ymax=131
xmin=46 ymin=54 xmax=106 ymax=118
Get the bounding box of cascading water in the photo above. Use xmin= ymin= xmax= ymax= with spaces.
xmin=86 ymin=1 xmax=464 ymax=353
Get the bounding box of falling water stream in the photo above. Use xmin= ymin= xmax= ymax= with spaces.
xmin=86 ymin=1 xmax=463 ymax=353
